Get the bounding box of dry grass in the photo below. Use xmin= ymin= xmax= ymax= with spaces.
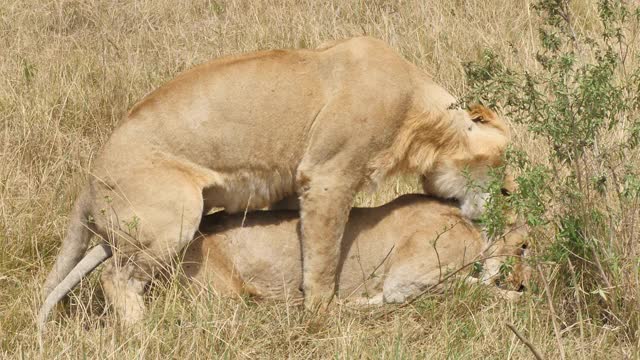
xmin=1 ymin=0 xmax=637 ymax=358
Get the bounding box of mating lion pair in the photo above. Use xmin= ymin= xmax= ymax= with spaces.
xmin=39 ymin=194 xmax=529 ymax=327
xmin=39 ymin=37 xmax=515 ymax=327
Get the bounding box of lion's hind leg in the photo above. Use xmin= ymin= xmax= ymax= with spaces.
xmin=382 ymin=268 xmax=442 ymax=304
xmin=380 ymin=230 xmax=456 ymax=304
xmin=92 ymin=170 xmax=204 ymax=324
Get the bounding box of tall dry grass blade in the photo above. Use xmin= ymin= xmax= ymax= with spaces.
xmin=537 ymin=264 xmax=566 ymax=360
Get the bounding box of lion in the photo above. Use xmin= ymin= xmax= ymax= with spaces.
xmin=37 ymin=194 xmax=529 ymax=328
xmin=40 ymin=36 xmax=510 ymax=324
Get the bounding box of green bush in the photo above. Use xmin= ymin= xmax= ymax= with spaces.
xmin=464 ymin=0 xmax=640 ymax=340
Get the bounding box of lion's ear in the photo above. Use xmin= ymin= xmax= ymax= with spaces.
xmin=467 ymin=103 xmax=492 ymax=124
xmin=471 ymin=114 xmax=486 ymax=123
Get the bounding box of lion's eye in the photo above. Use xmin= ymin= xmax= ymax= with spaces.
xmin=500 ymin=188 xmax=511 ymax=196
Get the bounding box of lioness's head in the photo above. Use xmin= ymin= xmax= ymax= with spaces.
xmin=470 ymin=172 xmax=530 ymax=292
xmin=420 ymin=104 xmax=511 ymax=219
xmin=481 ymin=215 xmax=531 ymax=292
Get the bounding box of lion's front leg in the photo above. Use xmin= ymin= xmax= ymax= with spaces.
xmin=297 ymin=171 xmax=359 ymax=310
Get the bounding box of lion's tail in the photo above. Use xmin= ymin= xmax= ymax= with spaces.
xmin=37 ymin=244 xmax=112 ymax=333
xmin=41 ymin=187 xmax=95 ymax=301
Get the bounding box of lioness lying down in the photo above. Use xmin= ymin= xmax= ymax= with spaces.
xmin=39 ymin=194 xmax=528 ymax=327
xmin=184 ymin=194 xmax=528 ymax=303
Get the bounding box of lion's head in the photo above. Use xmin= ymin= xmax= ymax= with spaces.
xmin=417 ymin=104 xmax=510 ymax=219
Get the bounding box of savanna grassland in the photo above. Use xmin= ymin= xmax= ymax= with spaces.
xmin=2 ymin=0 xmax=640 ymax=358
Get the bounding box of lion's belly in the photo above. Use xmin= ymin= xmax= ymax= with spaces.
xmin=203 ymin=168 xmax=297 ymax=213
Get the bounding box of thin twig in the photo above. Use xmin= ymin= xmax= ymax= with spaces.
xmin=240 ymin=193 xmax=252 ymax=228
xmin=346 ymin=243 xmax=395 ymax=300
xmin=368 ymin=245 xmax=395 ymax=281
xmin=536 ymin=264 xmax=566 ymax=360
xmin=558 ymin=0 xmax=580 ymax=52
xmin=566 ymin=258 xmax=586 ymax=360
xmin=431 ymin=221 xmax=461 ymax=282
xmin=506 ymin=322 xmax=544 ymax=360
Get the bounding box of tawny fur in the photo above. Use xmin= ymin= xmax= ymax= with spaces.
xmin=182 ymin=194 xmax=529 ymax=304
xmin=41 ymin=36 xmax=510 ymax=321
